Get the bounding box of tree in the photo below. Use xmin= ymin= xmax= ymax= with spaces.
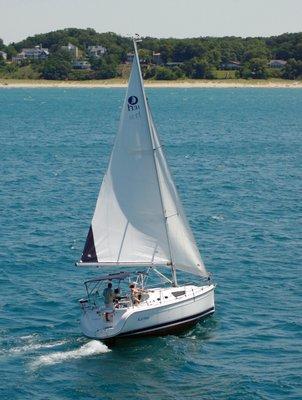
xmin=243 ymin=38 xmax=271 ymax=61
xmin=138 ymin=49 xmax=152 ymax=63
xmin=90 ymin=56 xmax=118 ymax=79
xmin=206 ymin=49 xmax=221 ymax=68
xmin=0 ymin=55 xmax=6 ymax=67
xmin=4 ymin=29 xmax=302 ymax=81
xmin=282 ymin=58 xmax=302 ymax=79
xmin=240 ymin=65 xmax=253 ymax=79
xmin=154 ymin=66 xmax=177 ymax=80
xmin=158 ymin=41 xmax=174 ymax=63
xmin=184 ymin=57 xmax=214 ymax=79
xmin=5 ymin=44 xmax=17 ymax=59
xmin=41 ymin=53 xmax=71 ymax=80
xmin=239 ymin=58 xmax=268 ymax=79
xmin=249 ymin=58 xmax=268 ymax=79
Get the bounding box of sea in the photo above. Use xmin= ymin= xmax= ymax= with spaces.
xmin=0 ymin=87 xmax=301 ymax=400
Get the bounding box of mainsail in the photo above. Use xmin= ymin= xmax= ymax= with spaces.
xmin=78 ymin=40 xmax=207 ymax=277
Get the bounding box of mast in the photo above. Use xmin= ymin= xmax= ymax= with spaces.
xmin=133 ymin=38 xmax=178 ymax=286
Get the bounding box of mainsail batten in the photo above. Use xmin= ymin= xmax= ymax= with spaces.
xmin=80 ymin=39 xmax=207 ymax=277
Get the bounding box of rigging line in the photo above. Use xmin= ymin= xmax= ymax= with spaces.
xmin=147 ymin=104 xmax=179 ymax=286
xmin=150 ymin=243 xmax=158 ymax=264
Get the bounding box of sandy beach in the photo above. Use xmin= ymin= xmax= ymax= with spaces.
xmin=1 ymin=78 xmax=302 ymax=89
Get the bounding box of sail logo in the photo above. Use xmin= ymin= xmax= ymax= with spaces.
xmin=128 ymin=96 xmax=140 ymax=111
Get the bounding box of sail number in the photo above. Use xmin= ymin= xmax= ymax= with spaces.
xmin=129 ymin=111 xmax=141 ymax=120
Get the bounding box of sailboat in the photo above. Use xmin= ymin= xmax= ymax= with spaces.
xmin=76 ymin=38 xmax=215 ymax=340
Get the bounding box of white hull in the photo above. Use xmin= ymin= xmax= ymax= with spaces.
xmin=80 ymin=284 xmax=215 ymax=340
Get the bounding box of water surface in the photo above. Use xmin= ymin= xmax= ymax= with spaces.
xmin=0 ymin=88 xmax=301 ymax=399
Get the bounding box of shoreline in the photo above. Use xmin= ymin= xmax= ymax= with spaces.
xmin=1 ymin=78 xmax=302 ymax=89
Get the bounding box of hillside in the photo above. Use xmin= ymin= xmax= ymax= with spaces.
xmin=0 ymin=29 xmax=301 ymax=80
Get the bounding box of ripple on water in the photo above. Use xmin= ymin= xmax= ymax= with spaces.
xmin=0 ymin=88 xmax=301 ymax=400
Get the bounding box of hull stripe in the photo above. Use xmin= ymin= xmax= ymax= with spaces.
xmin=117 ymin=306 xmax=215 ymax=337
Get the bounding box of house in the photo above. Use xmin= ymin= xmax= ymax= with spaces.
xmin=12 ymin=55 xmax=25 ymax=63
xmin=152 ymin=52 xmax=163 ymax=65
xmin=72 ymin=60 xmax=91 ymax=70
xmin=0 ymin=51 xmax=7 ymax=60
xmin=87 ymin=45 xmax=107 ymax=58
xmin=220 ymin=61 xmax=242 ymax=70
xmin=21 ymin=45 xmax=49 ymax=60
xmin=61 ymin=43 xmax=79 ymax=59
xmin=12 ymin=45 xmax=49 ymax=62
xmin=269 ymin=59 xmax=287 ymax=68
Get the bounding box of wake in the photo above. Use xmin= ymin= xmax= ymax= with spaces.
xmin=10 ymin=339 xmax=68 ymax=354
xmin=31 ymin=340 xmax=110 ymax=368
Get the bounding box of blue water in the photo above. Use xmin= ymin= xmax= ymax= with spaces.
xmin=0 ymin=88 xmax=301 ymax=400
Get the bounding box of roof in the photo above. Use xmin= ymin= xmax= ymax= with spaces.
xmin=223 ymin=60 xmax=241 ymax=65
xmin=88 ymin=45 xmax=106 ymax=50
xmin=84 ymin=271 xmax=130 ymax=284
xmin=269 ymin=59 xmax=287 ymax=65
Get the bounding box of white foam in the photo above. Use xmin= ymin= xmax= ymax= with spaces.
xmin=211 ymin=215 xmax=224 ymax=221
xmin=11 ymin=340 xmax=68 ymax=354
xmin=19 ymin=334 xmax=37 ymax=341
xmin=31 ymin=340 xmax=110 ymax=368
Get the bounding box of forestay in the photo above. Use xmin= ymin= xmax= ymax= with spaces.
xmin=79 ymin=40 xmax=207 ymax=277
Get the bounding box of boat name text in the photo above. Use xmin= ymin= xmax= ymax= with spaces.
xmin=137 ymin=316 xmax=150 ymax=321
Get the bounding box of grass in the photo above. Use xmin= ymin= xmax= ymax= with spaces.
xmin=213 ymin=70 xmax=237 ymax=79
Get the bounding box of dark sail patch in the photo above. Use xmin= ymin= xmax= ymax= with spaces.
xmin=81 ymin=225 xmax=97 ymax=262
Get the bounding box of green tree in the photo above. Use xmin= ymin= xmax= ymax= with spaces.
xmin=241 ymin=65 xmax=253 ymax=79
xmin=249 ymin=58 xmax=268 ymax=79
xmin=0 ymin=55 xmax=6 ymax=67
xmin=6 ymin=28 xmax=302 ymax=81
xmin=282 ymin=58 xmax=302 ymax=79
xmin=41 ymin=53 xmax=72 ymax=80
xmin=90 ymin=56 xmax=118 ymax=79
xmin=5 ymin=44 xmax=17 ymax=59
xmin=158 ymin=41 xmax=174 ymax=63
xmin=154 ymin=66 xmax=177 ymax=80
xmin=184 ymin=57 xmax=214 ymax=79
xmin=240 ymin=58 xmax=268 ymax=79
xmin=138 ymin=49 xmax=152 ymax=63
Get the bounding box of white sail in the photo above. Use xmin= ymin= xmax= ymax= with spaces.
xmin=81 ymin=46 xmax=171 ymax=266
xmin=149 ymin=108 xmax=207 ymax=276
xmin=79 ymin=40 xmax=207 ymax=277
